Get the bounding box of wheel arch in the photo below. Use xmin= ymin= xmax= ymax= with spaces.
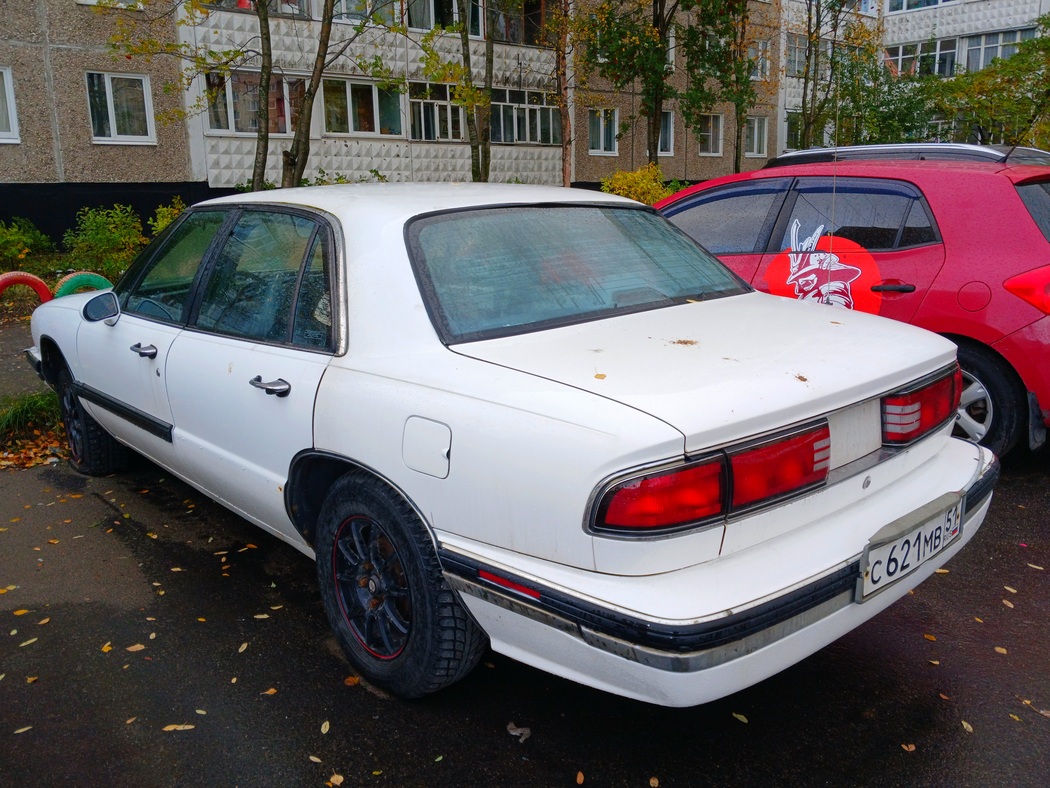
xmin=286 ymin=450 xmax=435 ymax=550
xmin=37 ymin=335 xmax=68 ymax=388
xmin=942 ymin=333 xmax=1027 ymax=393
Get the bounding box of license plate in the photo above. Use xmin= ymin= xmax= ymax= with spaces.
xmin=860 ymin=498 xmax=962 ymax=598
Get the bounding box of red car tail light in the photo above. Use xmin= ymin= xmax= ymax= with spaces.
xmin=597 ymin=457 xmax=725 ymax=531
xmin=882 ymin=365 xmax=962 ymax=445
xmin=1004 ymin=265 xmax=1050 ymax=315
xmin=729 ymin=425 xmax=831 ymax=509
xmin=592 ymin=421 xmax=832 ymax=535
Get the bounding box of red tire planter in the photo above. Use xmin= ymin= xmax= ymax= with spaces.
xmin=0 ymin=271 xmax=53 ymax=303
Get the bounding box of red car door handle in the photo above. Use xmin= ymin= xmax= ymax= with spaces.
xmin=130 ymin=343 xmax=158 ymax=358
xmin=871 ymin=282 xmax=916 ymax=293
xmin=249 ymin=375 xmax=291 ymax=397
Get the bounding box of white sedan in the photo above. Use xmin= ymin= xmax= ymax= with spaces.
xmin=28 ymin=183 xmax=998 ymax=706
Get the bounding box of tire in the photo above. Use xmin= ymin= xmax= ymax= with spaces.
xmin=0 ymin=271 xmax=53 ymax=303
xmin=56 ymin=367 xmax=128 ymax=475
xmin=315 ymin=472 xmax=486 ymax=698
xmin=53 ymin=272 xmax=113 ymax=298
xmin=954 ymin=344 xmax=1026 ymax=457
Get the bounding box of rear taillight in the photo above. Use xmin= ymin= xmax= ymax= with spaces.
xmin=729 ymin=425 xmax=831 ymax=509
xmin=593 ymin=422 xmax=830 ymax=534
xmin=882 ymin=365 xmax=961 ymax=445
xmin=1004 ymin=265 xmax=1050 ymax=314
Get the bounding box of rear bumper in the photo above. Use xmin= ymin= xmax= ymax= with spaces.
xmin=440 ymin=443 xmax=998 ymax=706
xmin=24 ymin=346 xmax=43 ymax=381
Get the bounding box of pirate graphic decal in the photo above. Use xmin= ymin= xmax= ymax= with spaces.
xmin=764 ymin=221 xmax=884 ymax=315
xmin=785 ymin=220 xmax=862 ymax=308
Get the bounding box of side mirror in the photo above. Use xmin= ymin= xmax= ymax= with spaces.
xmin=83 ymin=291 xmax=120 ymax=325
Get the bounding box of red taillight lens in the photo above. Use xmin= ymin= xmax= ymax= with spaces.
xmin=1004 ymin=265 xmax=1050 ymax=314
xmin=599 ymin=457 xmax=725 ymax=531
xmin=882 ymin=365 xmax=962 ymax=444
xmin=729 ymin=425 xmax=831 ymax=509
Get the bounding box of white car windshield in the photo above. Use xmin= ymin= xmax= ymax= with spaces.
xmin=407 ymin=204 xmax=748 ymax=342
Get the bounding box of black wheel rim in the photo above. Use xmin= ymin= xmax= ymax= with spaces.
xmin=331 ymin=515 xmax=411 ymax=659
xmin=60 ymin=384 xmax=84 ymax=464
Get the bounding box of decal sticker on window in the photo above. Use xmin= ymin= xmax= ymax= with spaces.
xmin=764 ymin=220 xmax=884 ymax=314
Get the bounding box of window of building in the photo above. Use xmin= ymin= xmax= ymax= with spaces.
xmin=0 ymin=67 xmax=19 ymax=142
xmin=322 ymin=79 xmax=402 ymax=136
xmin=491 ymin=89 xmax=562 ymax=145
xmin=407 ymin=0 xmax=455 ymax=29
xmin=744 ymin=116 xmax=767 ymax=157
xmin=86 ymin=72 xmax=155 ymax=144
xmin=588 ymin=108 xmax=617 ymax=155
xmin=888 ymin=0 xmax=958 ymax=12
xmin=491 ymin=0 xmax=547 ymax=46
xmin=207 ymin=72 xmax=306 ymax=135
xmin=697 ymin=114 xmax=721 ymax=155
xmin=749 ymin=40 xmax=769 ymax=80
xmin=659 ymin=110 xmax=673 ymax=156
xmin=786 ymin=34 xmax=833 ymax=80
xmin=334 ymin=0 xmax=398 ymax=24
xmin=786 ymin=111 xmax=802 ymax=151
xmin=885 ymin=39 xmax=957 ymax=77
xmin=409 ymin=82 xmax=464 ymax=141
xmin=965 ymin=28 xmax=1036 ymax=72
xmin=211 ymin=0 xmax=308 ymax=15
xmin=665 ymin=28 xmax=676 ymax=71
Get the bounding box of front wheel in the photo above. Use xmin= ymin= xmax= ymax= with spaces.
xmin=315 ymin=472 xmax=486 ymax=698
xmin=56 ymin=367 xmax=127 ymax=475
xmin=954 ymin=344 xmax=1026 ymax=456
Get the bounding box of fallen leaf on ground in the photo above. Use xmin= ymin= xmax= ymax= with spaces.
xmin=924 ymin=634 xmax=937 ymax=642
xmin=1004 ymin=586 xmax=1017 ymax=594
xmin=929 ymin=660 xmax=940 ymax=666
xmin=507 ymin=721 xmax=531 ymax=743
xmin=321 ymin=720 xmax=330 ymax=734
xmin=309 ymin=756 xmax=322 ymax=763
xmin=329 ymin=775 xmax=344 ymax=786
xmin=196 ymin=709 xmax=207 ymax=715
xmin=19 ymin=638 xmax=37 ymax=647
xmin=995 ymin=646 xmax=1008 ymax=655
xmin=1028 ymin=563 xmax=1044 ymax=571
xmin=126 ymin=717 xmax=137 ymax=724
xmin=253 ymin=614 xmax=269 ymax=619
xmin=126 ymin=644 xmax=145 ymax=652
xmin=576 ymin=771 xmax=584 ymax=785
xmin=934 ymin=568 xmax=949 ymax=574
xmin=13 ymin=609 xmax=29 ymax=616
xmin=343 ymin=675 xmax=360 ymax=687
xmin=37 ymin=617 xmax=49 ymax=625
xmin=901 ymin=744 xmax=916 ymax=752
xmin=649 ymin=778 xmax=660 ymax=787
xmin=26 ymin=676 xmax=37 ymax=684
xmin=732 ymin=712 xmax=748 ymax=723
xmin=1003 ymin=599 xmax=1015 ymax=609
xmin=101 ymin=642 xmax=112 ymax=653
xmin=261 ymin=688 xmax=277 ymax=695
xmin=14 ymin=726 xmax=32 ymax=734
xmin=162 ymin=724 xmax=195 ymax=732
xmin=962 ymin=720 xmax=974 ymax=733
xmin=238 ymin=642 xmax=248 ymax=653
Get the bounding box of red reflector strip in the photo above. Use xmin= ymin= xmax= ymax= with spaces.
xmin=729 ymin=425 xmax=831 ymax=509
xmin=478 ymin=570 xmax=541 ymax=599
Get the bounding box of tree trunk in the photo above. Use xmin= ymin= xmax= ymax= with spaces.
xmin=281 ymin=0 xmax=335 ymax=187
xmin=251 ymin=1 xmax=273 ymax=191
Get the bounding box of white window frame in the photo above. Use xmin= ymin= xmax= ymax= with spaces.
xmin=588 ymin=108 xmax=617 ymax=155
xmin=749 ymin=40 xmax=770 ymax=81
xmin=888 ymin=0 xmax=958 ymax=13
xmin=209 ymin=0 xmax=308 ymax=14
xmin=86 ymin=71 xmax=155 ymax=145
xmin=0 ymin=67 xmax=19 ymax=143
xmin=697 ymin=113 xmax=722 ymax=156
xmin=334 ymin=0 xmax=398 ymax=25
xmin=491 ymin=89 xmax=562 ymax=146
xmin=744 ymin=116 xmax=767 ymax=158
xmin=409 ymin=82 xmax=465 ymax=142
xmin=206 ymin=72 xmax=305 ymax=136
xmin=658 ymin=110 xmax=673 ymax=156
xmin=965 ymin=28 xmax=1036 ymax=72
xmin=321 ymin=78 xmax=403 ymax=137
xmin=665 ymin=28 xmax=676 ymax=72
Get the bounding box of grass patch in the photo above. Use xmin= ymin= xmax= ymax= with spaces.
xmin=0 ymin=390 xmax=61 ymax=440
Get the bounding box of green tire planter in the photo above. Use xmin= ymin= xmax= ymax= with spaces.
xmin=53 ymin=272 xmax=113 ymax=298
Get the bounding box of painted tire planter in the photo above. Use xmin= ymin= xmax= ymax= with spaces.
xmin=53 ymin=271 xmax=113 ymax=298
xmin=0 ymin=271 xmax=53 ymax=303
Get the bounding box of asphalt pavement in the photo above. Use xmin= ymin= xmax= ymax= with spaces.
xmin=1 ymin=316 xmax=1049 ymax=787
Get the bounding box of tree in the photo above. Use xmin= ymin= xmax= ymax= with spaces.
xmin=929 ymin=14 xmax=1050 ymax=147
xmin=830 ymin=18 xmax=935 ymax=145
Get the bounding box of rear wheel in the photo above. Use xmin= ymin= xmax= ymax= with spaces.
xmin=954 ymin=344 xmax=1026 ymax=456
xmin=315 ymin=472 xmax=485 ymax=698
xmin=56 ymin=367 xmax=127 ymax=475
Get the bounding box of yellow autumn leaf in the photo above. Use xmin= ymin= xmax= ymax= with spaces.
xmin=975 ymin=617 xmax=984 ymax=623
xmin=1010 ymin=714 xmax=1021 ymax=722
xmin=13 ymin=609 xmax=29 ymax=616
xmin=14 ymin=726 xmax=32 ymax=734
xmin=901 ymin=744 xmax=916 ymax=752
xmin=238 ymin=642 xmax=248 ymax=653
xmin=330 ymin=775 xmax=344 ymax=786
xmin=253 ymin=614 xmax=269 ymax=619
xmin=162 ymin=724 xmax=195 ymax=732
xmin=934 ymin=568 xmax=949 ymax=574
xmin=576 ymin=772 xmax=585 ymax=785
xmin=650 ymin=779 xmax=660 ymax=787
xmin=929 ymin=660 xmax=940 ymax=666
xmin=47 ymin=539 xmax=59 ymax=545
xmin=1004 ymin=586 xmax=1017 ymax=594
xmin=26 ymin=676 xmax=38 ymax=684
xmin=594 ymin=373 xmax=606 ymax=380
xmin=1028 ymin=563 xmax=1044 ymax=571
xmin=1003 ymin=599 xmax=1015 ymax=609
xmin=923 ymin=634 xmax=937 ymax=642
xmin=732 ymin=712 xmax=748 ymax=723
xmin=261 ymin=688 xmax=277 ymax=695
xmin=321 ymin=720 xmax=331 ymax=734
xmin=309 ymin=755 xmax=322 ymax=763
xmin=961 ymin=720 xmax=974 ymax=733
xmin=38 ymin=618 xmax=49 ymax=625
xmin=343 ymin=675 xmax=360 ymax=687
xmin=196 ymin=709 xmax=207 ymax=715
xmin=126 ymin=717 xmax=137 ymax=724
xmin=994 ymin=646 xmax=1008 ymax=655
xmin=126 ymin=644 xmax=146 ymax=652
xmin=101 ymin=642 xmax=113 ymax=653
xmin=19 ymin=638 xmax=37 ymax=647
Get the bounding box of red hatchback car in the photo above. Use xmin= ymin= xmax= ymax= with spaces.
xmin=657 ymin=159 xmax=1050 ymax=456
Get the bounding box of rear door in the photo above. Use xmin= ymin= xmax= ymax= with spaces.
xmin=757 ymin=177 xmax=945 ymax=322
xmin=662 ymin=178 xmax=791 ymax=283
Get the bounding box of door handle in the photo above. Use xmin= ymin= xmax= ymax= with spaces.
xmin=249 ymin=375 xmax=291 ymax=398
xmin=130 ymin=343 xmax=158 ymax=358
xmin=870 ymin=283 xmax=916 ymax=293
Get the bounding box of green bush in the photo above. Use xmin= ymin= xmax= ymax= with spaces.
xmin=148 ymin=196 xmax=186 ymax=237
xmin=600 ymin=163 xmax=673 ymax=205
xmin=0 ymin=217 xmax=55 ymax=268
xmin=63 ymin=204 xmax=148 ymax=281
